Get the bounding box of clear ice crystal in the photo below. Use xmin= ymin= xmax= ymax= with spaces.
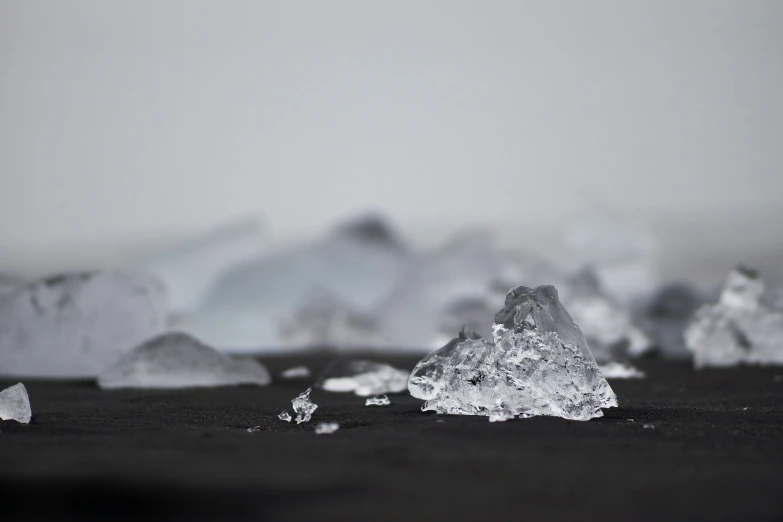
xmin=317 ymin=360 xmax=409 ymax=397
xmin=365 ymin=394 xmax=391 ymax=406
xmin=408 ymin=285 xmax=618 ymax=421
xmin=292 ymin=387 xmax=318 ymax=424
xmin=97 ymin=332 xmax=272 ymax=389
xmin=278 ymin=411 xmax=292 ymax=422
xmin=314 ymin=422 xmax=339 ymax=434
xmin=0 ymin=271 xmax=167 ymax=377
xmin=0 ymin=383 xmax=31 ymax=424
xmin=280 ymin=366 xmax=312 ymax=379
xmin=685 ymin=267 xmax=783 ymax=368
xmin=598 ymin=362 xmax=646 ymax=379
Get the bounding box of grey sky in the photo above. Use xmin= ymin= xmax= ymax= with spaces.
xmin=1 ymin=1 xmax=782 ymax=277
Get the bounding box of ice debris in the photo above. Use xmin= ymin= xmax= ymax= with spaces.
xmin=317 ymin=360 xmax=409 ymax=397
xmin=280 ymin=366 xmax=312 ymax=379
xmin=0 ymin=383 xmax=31 ymax=424
xmin=292 ymin=387 xmax=318 ymax=423
xmin=97 ymin=332 xmax=271 ymax=389
xmin=365 ymin=394 xmax=391 ymax=406
xmin=598 ymin=362 xmax=646 ymax=379
xmin=408 ymin=285 xmax=618 ymax=421
xmin=0 ymin=272 xmax=167 ymax=377
xmin=314 ymin=422 xmax=339 ymax=434
xmin=278 ymin=411 xmax=292 ymax=422
xmin=685 ymin=267 xmax=783 ymax=368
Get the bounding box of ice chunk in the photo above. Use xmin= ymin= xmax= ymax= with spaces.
xmin=278 ymin=290 xmax=387 ymax=349
xmin=135 ymin=217 xmax=267 ymax=314
xmin=408 ymin=286 xmax=618 ymax=421
xmin=278 ymin=411 xmax=292 ymax=422
xmin=0 ymin=383 xmax=31 ymax=424
xmin=292 ymin=387 xmax=318 ymax=423
xmin=598 ymin=362 xmax=646 ymax=379
xmin=365 ymin=394 xmax=391 ymax=406
xmin=635 ymin=283 xmax=709 ymax=358
xmin=317 ymin=360 xmax=409 ymax=397
xmin=560 ymin=267 xmax=652 ymax=362
xmin=0 ymin=272 xmax=167 ymax=377
xmin=314 ymin=422 xmax=339 ymax=434
xmin=685 ymin=267 xmax=783 ymax=368
xmin=246 ymin=426 xmax=262 ymax=433
xmin=97 ymin=332 xmax=271 ymax=389
xmin=280 ymin=366 xmax=312 ymax=379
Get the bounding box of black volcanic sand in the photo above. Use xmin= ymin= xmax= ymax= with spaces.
xmin=1 ymin=356 xmax=782 ymax=522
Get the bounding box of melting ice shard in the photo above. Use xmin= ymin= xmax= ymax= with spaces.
xmin=317 ymin=360 xmax=409 ymax=397
xmin=0 ymin=383 xmax=32 ymax=424
xmin=685 ymin=268 xmax=783 ymax=368
xmin=365 ymin=394 xmax=391 ymax=406
xmin=0 ymin=272 xmax=167 ymax=377
xmin=97 ymin=332 xmax=271 ymax=389
xmin=278 ymin=411 xmax=292 ymax=422
xmin=292 ymin=387 xmax=318 ymax=423
xmin=314 ymin=422 xmax=339 ymax=434
xmin=408 ymin=286 xmax=617 ymax=421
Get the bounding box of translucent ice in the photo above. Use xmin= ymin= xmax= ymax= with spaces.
xmin=685 ymin=268 xmax=783 ymax=368
xmin=0 ymin=272 xmax=167 ymax=377
xmin=598 ymin=362 xmax=646 ymax=379
xmin=317 ymin=360 xmax=409 ymax=396
xmin=278 ymin=411 xmax=292 ymax=422
xmin=408 ymin=286 xmax=618 ymax=421
xmin=280 ymin=366 xmax=312 ymax=379
xmin=314 ymin=422 xmax=339 ymax=434
xmin=0 ymin=383 xmax=31 ymax=424
xmin=292 ymin=387 xmax=318 ymax=423
xmin=365 ymin=394 xmax=391 ymax=406
xmin=97 ymin=332 xmax=272 ymax=389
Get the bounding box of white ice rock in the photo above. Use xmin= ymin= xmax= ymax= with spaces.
xmin=685 ymin=267 xmax=783 ymax=368
xmin=280 ymin=366 xmax=312 ymax=379
xmin=292 ymin=387 xmax=318 ymax=423
xmin=186 ymin=214 xmax=409 ymax=351
xmin=97 ymin=332 xmax=272 ymax=389
xmin=314 ymin=422 xmax=339 ymax=434
xmin=135 ymin=217 xmax=267 ymax=314
xmin=278 ymin=411 xmax=292 ymax=422
xmin=0 ymin=383 xmax=31 ymax=424
xmin=408 ymin=286 xmax=618 ymax=421
xmin=317 ymin=360 xmax=409 ymax=397
xmin=0 ymin=272 xmax=167 ymax=377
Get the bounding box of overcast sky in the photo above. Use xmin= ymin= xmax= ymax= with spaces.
xmin=1 ymin=1 xmax=782 ymax=276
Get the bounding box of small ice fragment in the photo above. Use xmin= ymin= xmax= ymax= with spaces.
xmin=488 ymin=405 xmax=514 ymax=423
xmin=280 ymin=366 xmax=312 ymax=379
xmin=278 ymin=411 xmax=292 ymax=422
xmin=598 ymin=362 xmax=646 ymax=379
xmin=97 ymin=332 xmax=271 ymax=389
xmin=317 ymin=360 xmax=409 ymax=397
xmin=0 ymin=383 xmax=31 ymax=424
xmin=314 ymin=422 xmax=339 ymax=435
xmin=643 ymin=423 xmax=655 ymax=429
xmin=247 ymin=426 xmax=262 ymax=433
xmin=365 ymin=394 xmax=391 ymax=406
xmin=627 ymin=419 xmax=635 ymax=422
xmin=292 ymin=387 xmax=318 ymax=424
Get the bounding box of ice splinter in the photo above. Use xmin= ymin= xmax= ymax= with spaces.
xmin=365 ymin=394 xmax=391 ymax=406
xmin=292 ymin=387 xmax=318 ymax=424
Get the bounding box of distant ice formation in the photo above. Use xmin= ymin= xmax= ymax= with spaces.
xmin=0 ymin=383 xmax=31 ymax=424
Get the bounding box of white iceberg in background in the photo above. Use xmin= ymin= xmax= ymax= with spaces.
xmin=0 ymin=383 xmax=31 ymax=424
xmin=0 ymin=272 xmax=167 ymax=377
xmin=685 ymin=267 xmax=783 ymax=368
xmin=314 ymin=422 xmax=339 ymax=434
xmin=316 ymin=360 xmax=409 ymax=396
xmin=97 ymin=332 xmax=271 ymax=389
xmin=408 ymin=286 xmax=617 ymax=421
xmin=278 ymin=290 xmax=387 ymax=349
xmin=135 ymin=217 xmax=267 ymax=314
xmin=186 ymin=214 xmax=410 ymax=351
xmin=560 ymin=267 xmax=652 ymax=363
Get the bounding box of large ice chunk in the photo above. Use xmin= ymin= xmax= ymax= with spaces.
xmin=317 ymin=360 xmax=409 ymax=396
xmin=0 ymin=383 xmax=31 ymax=424
xmin=97 ymin=332 xmax=272 ymax=389
xmin=0 ymin=272 xmax=167 ymax=377
xmin=408 ymin=286 xmax=618 ymax=421
xmin=685 ymin=267 xmax=783 ymax=368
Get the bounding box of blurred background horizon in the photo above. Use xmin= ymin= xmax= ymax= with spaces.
xmin=2 ymin=1 xmax=782 ymax=285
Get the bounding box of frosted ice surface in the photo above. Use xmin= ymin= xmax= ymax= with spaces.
xmin=561 ymin=267 xmax=652 ymax=362
xmin=97 ymin=332 xmax=271 ymax=389
xmin=408 ymin=286 xmax=618 ymax=421
xmin=278 ymin=411 xmax=292 ymax=422
xmin=635 ymin=283 xmax=708 ymax=358
xmin=598 ymin=362 xmax=646 ymax=379
xmin=186 ymin=214 xmax=409 ymax=351
xmin=314 ymin=422 xmax=339 ymax=434
xmin=280 ymin=366 xmax=312 ymax=379
xmin=365 ymin=394 xmax=391 ymax=406
xmin=0 ymin=272 xmax=167 ymax=377
xmin=292 ymin=387 xmax=318 ymax=423
xmin=317 ymin=360 xmax=409 ymax=397
xmin=0 ymin=383 xmax=31 ymax=424
xmin=136 ymin=217 xmax=267 ymax=313
xmin=685 ymin=267 xmax=783 ymax=368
